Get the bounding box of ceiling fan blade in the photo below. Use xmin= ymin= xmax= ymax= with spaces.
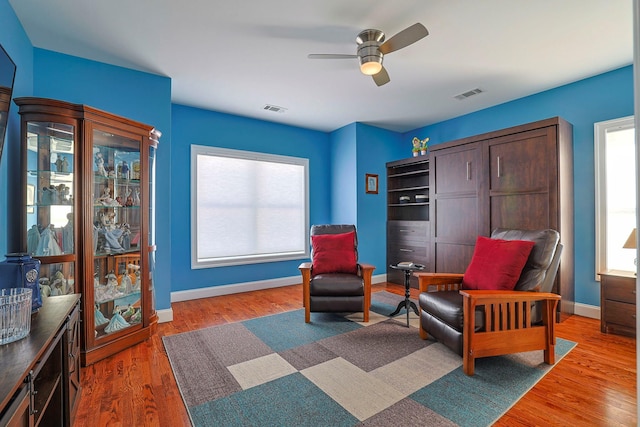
xmin=379 ymin=23 xmax=429 ymax=55
xmin=372 ymin=66 xmax=390 ymax=86
xmin=307 ymin=54 xmax=359 ymax=59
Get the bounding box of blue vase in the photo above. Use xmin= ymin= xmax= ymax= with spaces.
xmin=0 ymin=253 xmax=43 ymax=313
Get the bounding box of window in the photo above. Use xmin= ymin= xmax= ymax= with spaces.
xmin=595 ymin=116 xmax=637 ymax=276
xmin=191 ymin=145 xmax=309 ymax=268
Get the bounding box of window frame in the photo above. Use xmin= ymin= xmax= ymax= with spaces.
xmin=190 ymin=145 xmax=310 ymax=269
xmin=594 ymin=115 xmax=636 ymax=278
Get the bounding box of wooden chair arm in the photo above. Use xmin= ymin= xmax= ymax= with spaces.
xmin=358 ymin=263 xmax=375 ymax=276
xmin=298 ymin=262 xmax=312 ymax=271
xmin=459 ymin=290 xmax=561 ymax=303
xmin=414 ymin=272 xmax=464 ymax=292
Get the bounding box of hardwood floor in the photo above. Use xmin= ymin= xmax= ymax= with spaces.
xmin=73 ymin=283 xmax=637 ymax=426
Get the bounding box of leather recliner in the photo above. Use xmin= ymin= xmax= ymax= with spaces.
xmin=298 ymin=225 xmax=375 ymax=323
xmin=416 ymin=228 xmax=563 ymax=375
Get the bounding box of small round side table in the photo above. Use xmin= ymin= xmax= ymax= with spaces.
xmin=389 ymin=263 xmax=424 ymax=327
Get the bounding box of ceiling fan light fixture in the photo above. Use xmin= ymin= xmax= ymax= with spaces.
xmin=360 ymin=58 xmax=383 ymax=75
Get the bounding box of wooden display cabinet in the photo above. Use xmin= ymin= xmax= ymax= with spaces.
xmin=11 ymin=97 xmax=160 ymax=366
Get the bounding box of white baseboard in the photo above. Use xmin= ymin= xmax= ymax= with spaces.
xmin=171 ymin=273 xmax=388 ymax=303
xmin=171 ymin=275 xmax=301 ymax=303
xmin=157 ymin=308 xmax=174 ymax=323
xmin=372 ymin=273 xmax=387 ymax=284
xmin=574 ymin=302 xmax=600 ymax=319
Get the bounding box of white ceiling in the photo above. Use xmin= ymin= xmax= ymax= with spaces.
xmin=9 ymin=0 xmax=634 ymax=133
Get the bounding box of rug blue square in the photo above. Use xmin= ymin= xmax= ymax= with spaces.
xmin=190 ymin=372 xmax=358 ymax=427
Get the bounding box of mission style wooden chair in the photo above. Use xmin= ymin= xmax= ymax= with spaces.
xmin=298 ymin=224 xmax=375 ymax=323
xmin=415 ymin=228 xmax=562 ymax=375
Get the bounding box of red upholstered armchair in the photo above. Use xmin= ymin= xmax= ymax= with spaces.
xmin=415 ymin=228 xmax=562 ymax=375
xmin=298 ymin=225 xmax=375 ymax=323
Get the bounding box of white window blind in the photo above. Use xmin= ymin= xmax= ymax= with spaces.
xmin=595 ymin=116 xmax=637 ymax=276
xmin=191 ymin=145 xmax=309 ymax=268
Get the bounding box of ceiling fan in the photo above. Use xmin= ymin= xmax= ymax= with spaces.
xmin=308 ymin=23 xmax=429 ymax=87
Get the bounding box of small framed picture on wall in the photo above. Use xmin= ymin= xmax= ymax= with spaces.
xmin=366 ymin=173 xmax=378 ymax=194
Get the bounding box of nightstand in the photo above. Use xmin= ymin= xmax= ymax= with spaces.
xmin=600 ymin=270 xmax=637 ymax=337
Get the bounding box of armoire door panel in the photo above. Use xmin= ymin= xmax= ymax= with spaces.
xmin=435 ymin=243 xmax=475 ymax=273
xmin=435 ymin=196 xmax=479 ymax=243
xmin=434 ymin=147 xmax=478 ymax=194
xmin=490 ymin=193 xmax=551 ymax=231
xmin=488 ymin=130 xmax=552 ymax=193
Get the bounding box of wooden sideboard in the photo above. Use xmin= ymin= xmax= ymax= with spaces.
xmin=0 ymin=294 xmax=81 ymax=426
xmin=600 ymin=270 xmax=636 ymax=337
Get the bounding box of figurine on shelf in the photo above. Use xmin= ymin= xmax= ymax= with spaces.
xmin=104 ymin=307 xmax=130 ymax=333
xmin=105 ymin=271 xmax=119 ymax=292
xmin=95 ymin=187 xmax=121 ymax=207
xmin=133 ymin=189 xmax=140 ymax=206
xmin=27 ymin=225 xmax=40 ymax=255
xmin=55 ymin=155 xmax=64 ymax=172
xmin=55 ymin=155 xmax=70 ymax=173
xmin=61 ymin=155 xmax=70 ymax=173
xmin=36 ymin=224 xmax=62 ymax=256
xmin=121 ymin=161 xmax=130 ymax=180
xmin=39 ymin=277 xmax=51 ymax=298
xmin=129 ymin=308 xmax=142 ymax=324
xmin=56 ymin=184 xmax=70 ymax=204
xmin=40 ymin=186 xmax=52 ymax=205
xmin=50 ymin=270 xmax=68 ymax=295
xmin=95 ymin=151 xmax=108 ymax=177
xmin=62 ymin=212 xmax=73 ymax=253
xmin=94 ymin=306 xmax=109 ymax=326
xmin=98 ymin=210 xmax=126 ymax=253
xmin=119 ymin=223 xmax=131 ymax=250
xmin=122 ymin=304 xmax=135 ymax=320
xmin=124 ymin=188 xmax=134 ymax=207
xmin=118 ymin=272 xmax=132 ymax=294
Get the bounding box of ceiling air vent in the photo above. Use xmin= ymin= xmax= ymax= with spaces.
xmin=454 ymin=88 xmax=483 ymax=101
xmin=263 ymin=104 xmax=287 ymax=113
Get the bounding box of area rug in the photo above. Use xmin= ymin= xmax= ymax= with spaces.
xmin=163 ymin=291 xmax=576 ymax=427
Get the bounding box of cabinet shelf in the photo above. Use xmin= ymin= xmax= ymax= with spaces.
xmin=28 ymin=170 xmax=74 ymax=177
xmin=388 ymin=186 xmax=429 ymax=192
xmin=389 ymin=202 xmax=429 ymax=207
xmin=388 ymin=169 xmax=428 ymax=178
xmin=95 ymin=290 xmax=141 ymax=306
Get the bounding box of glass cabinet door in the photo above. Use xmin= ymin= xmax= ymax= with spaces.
xmin=25 ymin=121 xmax=76 ymax=297
xmin=91 ymin=128 xmax=143 ymax=338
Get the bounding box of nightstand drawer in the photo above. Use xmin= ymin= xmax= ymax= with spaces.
xmin=603 ymin=300 xmax=636 ymax=330
xmin=602 ymin=276 xmax=636 ymax=304
xmin=599 ymin=271 xmax=636 ymax=337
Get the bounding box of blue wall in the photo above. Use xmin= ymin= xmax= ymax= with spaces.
xmin=330 ymin=123 xmax=357 ymax=225
xmin=406 ymin=66 xmax=635 ymax=307
xmin=355 ymin=123 xmax=404 ymax=269
xmin=0 ymin=0 xmax=33 ymax=257
xmin=170 ymin=104 xmax=331 ymax=291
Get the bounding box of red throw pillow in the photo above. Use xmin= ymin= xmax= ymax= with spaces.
xmin=311 ymin=231 xmax=357 ymax=276
xmin=462 ymin=236 xmax=535 ymax=291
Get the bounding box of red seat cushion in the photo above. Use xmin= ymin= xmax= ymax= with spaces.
xmin=311 ymin=231 xmax=357 ymax=276
xmin=462 ymin=236 xmax=535 ymax=290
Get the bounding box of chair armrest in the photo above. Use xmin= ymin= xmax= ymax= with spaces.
xmin=413 ymin=272 xmax=464 ymax=293
xmin=298 ymin=262 xmax=312 ymax=270
xmin=358 ymin=263 xmax=375 ymax=276
xmin=459 ymin=290 xmax=561 ymax=303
